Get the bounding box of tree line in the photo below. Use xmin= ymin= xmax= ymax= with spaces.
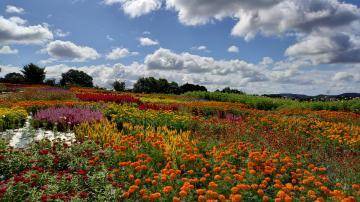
xmin=0 ymin=63 xmax=244 ymax=94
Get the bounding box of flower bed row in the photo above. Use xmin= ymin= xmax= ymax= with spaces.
xmin=32 ymin=107 xmax=103 ymax=131
xmin=76 ymin=93 xmax=140 ymax=104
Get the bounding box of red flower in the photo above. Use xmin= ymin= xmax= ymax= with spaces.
xmin=78 ymin=169 xmax=87 ymax=175
xmin=39 ymin=150 xmax=49 ymax=155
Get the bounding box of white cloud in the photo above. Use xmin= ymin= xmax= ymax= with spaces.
xmin=5 ymin=5 xmax=25 ymax=14
xmin=8 ymin=17 xmax=27 ymax=25
xmin=102 ymin=0 xmax=162 ymax=18
xmin=0 ymin=16 xmax=53 ymax=45
xmin=285 ymin=32 xmax=360 ymax=64
xmin=46 ymin=40 xmax=100 ymax=62
xmin=166 ymin=0 xmax=281 ymax=26
xmin=106 ymin=35 xmax=115 ymax=41
xmin=11 ymin=48 xmax=356 ymax=95
xmin=0 ymin=46 xmax=18 ymax=54
xmin=333 ymin=71 xmax=360 ymax=82
xmin=54 ymin=29 xmax=70 ymax=37
xmin=106 ymin=47 xmax=139 ymax=60
xmin=144 ymin=48 xmax=267 ymax=82
xmin=191 ymin=45 xmax=210 ymax=52
xmin=139 ymin=37 xmax=159 ymax=46
xmin=228 ymin=45 xmax=239 ymax=53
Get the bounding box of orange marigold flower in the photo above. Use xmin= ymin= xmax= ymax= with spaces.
xmin=231 ymin=194 xmax=242 ymax=202
xmin=179 ymin=190 xmax=187 ymax=198
xmin=214 ymin=175 xmax=222 ymax=180
xmin=163 ymin=186 xmax=173 ymax=194
xmin=257 ymin=189 xmax=264 ymax=196
xmin=134 ymin=179 xmax=141 ymax=185
xmin=231 ymin=187 xmax=239 ymax=194
xmin=208 ymin=181 xmax=218 ymax=189
xmin=218 ymin=194 xmax=226 ymax=201
xmin=198 ymin=195 xmax=206 ymax=202
xmin=173 ymin=197 xmax=181 ymax=202
xmin=196 ymin=189 xmax=206 ymax=195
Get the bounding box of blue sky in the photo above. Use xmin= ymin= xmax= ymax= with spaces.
xmin=0 ymin=0 xmax=359 ymax=95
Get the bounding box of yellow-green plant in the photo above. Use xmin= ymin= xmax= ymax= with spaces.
xmin=0 ymin=107 xmax=28 ymax=131
xmin=103 ymin=104 xmax=195 ymax=131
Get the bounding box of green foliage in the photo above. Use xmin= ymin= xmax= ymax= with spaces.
xmin=185 ymin=91 xmax=360 ymax=112
xmin=218 ymin=87 xmax=245 ymax=94
xmin=60 ymin=69 xmax=93 ymax=87
xmin=185 ymin=91 xmax=287 ymax=110
xmin=2 ymin=72 xmax=25 ymax=84
xmin=103 ymin=104 xmax=194 ymax=131
xmin=44 ymin=78 xmax=56 ymax=86
xmin=21 ymin=63 xmax=46 ymax=84
xmin=0 ymin=140 xmax=121 ymax=201
xmin=112 ymin=80 xmax=126 ymax=92
xmin=180 ymin=83 xmax=207 ymax=93
xmin=133 ymin=77 xmax=180 ymax=94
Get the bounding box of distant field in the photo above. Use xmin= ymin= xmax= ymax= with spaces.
xmin=0 ymin=84 xmax=359 ymax=201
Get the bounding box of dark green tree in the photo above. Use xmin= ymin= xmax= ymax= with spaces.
xmin=180 ymin=83 xmax=207 ymax=93
xmin=113 ymin=80 xmax=126 ymax=92
xmin=133 ymin=77 xmax=182 ymax=94
xmin=60 ymin=69 xmax=93 ymax=87
xmin=44 ymin=79 xmax=56 ymax=86
xmin=3 ymin=73 xmax=26 ymax=84
xmin=21 ymin=63 xmax=46 ymax=84
xmin=221 ymin=87 xmax=245 ymax=94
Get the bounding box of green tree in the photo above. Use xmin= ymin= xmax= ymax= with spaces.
xmin=180 ymin=83 xmax=207 ymax=93
xmin=133 ymin=77 xmax=182 ymax=94
xmin=44 ymin=79 xmax=56 ymax=86
xmin=113 ymin=80 xmax=126 ymax=92
xmin=21 ymin=63 xmax=46 ymax=84
xmin=221 ymin=87 xmax=245 ymax=94
xmin=3 ymin=73 xmax=25 ymax=84
xmin=60 ymin=69 xmax=93 ymax=87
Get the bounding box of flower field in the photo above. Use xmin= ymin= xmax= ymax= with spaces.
xmin=0 ymin=85 xmax=359 ymax=201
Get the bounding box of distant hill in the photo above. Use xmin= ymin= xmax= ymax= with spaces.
xmin=263 ymin=93 xmax=360 ymax=101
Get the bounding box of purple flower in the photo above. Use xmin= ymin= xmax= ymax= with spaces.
xmin=33 ymin=107 xmax=103 ymax=129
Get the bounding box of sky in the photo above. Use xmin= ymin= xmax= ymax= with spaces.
xmin=0 ymin=0 xmax=359 ymax=95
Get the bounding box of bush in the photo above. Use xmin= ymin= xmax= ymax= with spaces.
xmin=0 ymin=108 xmax=28 ymax=131
xmin=32 ymin=107 xmax=103 ymax=131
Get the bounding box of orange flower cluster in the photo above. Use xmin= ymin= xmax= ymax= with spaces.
xmin=75 ymin=121 xmax=359 ymax=201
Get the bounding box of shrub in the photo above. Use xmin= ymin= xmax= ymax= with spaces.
xmin=32 ymin=107 xmax=103 ymax=131
xmin=0 ymin=108 xmax=28 ymax=131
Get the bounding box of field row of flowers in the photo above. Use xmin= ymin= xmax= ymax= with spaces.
xmin=76 ymin=93 xmax=141 ymax=104
xmin=0 ymin=85 xmax=359 ymax=201
xmin=32 ymin=107 xmax=104 ymax=131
